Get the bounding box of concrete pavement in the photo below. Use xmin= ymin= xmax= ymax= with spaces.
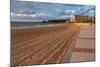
xmin=70 ymin=24 xmax=95 ymax=62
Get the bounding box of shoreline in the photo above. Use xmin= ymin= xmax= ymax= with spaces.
xmin=11 ymin=23 xmax=66 ymax=30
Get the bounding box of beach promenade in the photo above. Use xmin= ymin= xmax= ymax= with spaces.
xmin=70 ymin=24 xmax=95 ymax=62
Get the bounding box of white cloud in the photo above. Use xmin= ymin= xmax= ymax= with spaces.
xmin=11 ymin=12 xmax=35 ymax=17
xmin=64 ymin=10 xmax=76 ymax=17
xmin=65 ymin=10 xmax=75 ymax=13
xmin=86 ymin=10 xmax=95 ymax=16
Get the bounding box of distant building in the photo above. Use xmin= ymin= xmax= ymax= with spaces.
xmin=70 ymin=15 xmax=94 ymax=22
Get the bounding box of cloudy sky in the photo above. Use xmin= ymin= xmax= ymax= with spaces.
xmin=11 ymin=0 xmax=95 ymax=22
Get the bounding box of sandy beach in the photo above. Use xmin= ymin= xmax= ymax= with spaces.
xmin=11 ymin=23 xmax=80 ymax=66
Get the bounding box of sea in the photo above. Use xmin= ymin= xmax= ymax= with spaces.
xmin=11 ymin=22 xmax=63 ymax=29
